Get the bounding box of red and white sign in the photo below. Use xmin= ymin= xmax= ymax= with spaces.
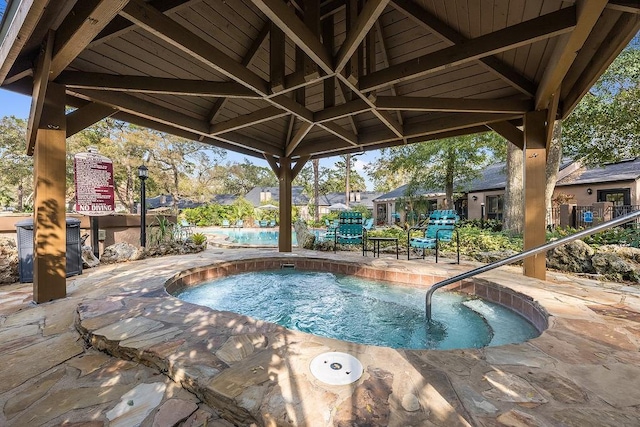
xmin=74 ymin=152 xmax=115 ymax=216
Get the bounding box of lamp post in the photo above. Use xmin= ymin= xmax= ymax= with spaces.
xmin=138 ymin=165 xmax=148 ymax=247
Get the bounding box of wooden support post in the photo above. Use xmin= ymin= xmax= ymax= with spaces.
xmin=278 ymin=157 xmax=293 ymax=252
xmin=33 ymin=83 xmax=67 ymax=302
xmin=523 ymin=110 xmax=548 ymax=280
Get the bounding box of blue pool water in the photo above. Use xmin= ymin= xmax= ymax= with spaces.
xmin=176 ymin=270 xmax=539 ymax=349
xmin=212 ymin=229 xmax=326 ymax=245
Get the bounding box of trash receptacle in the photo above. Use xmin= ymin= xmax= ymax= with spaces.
xmin=16 ymin=218 xmax=83 ymax=283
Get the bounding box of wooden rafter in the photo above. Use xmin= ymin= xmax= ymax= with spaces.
xmin=285 ymin=122 xmax=313 ymax=156
xmin=335 ymin=0 xmax=389 ymax=74
xmin=252 ymin=0 xmax=333 ymax=74
xmin=375 ymin=96 xmax=533 ymax=114
xmin=70 ymin=88 xmax=210 ymax=135
xmin=51 ymin=0 xmax=129 ymax=79
xmin=270 ymin=22 xmax=286 ymax=93
xmin=56 ymin=71 xmax=261 ymax=98
xmin=26 ymin=30 xmax=53 ymax=156
xmin=121 ymin=0 xmax=269 ymax=95
xmin=374 ymin=21 xmax=403 ymax=126
xmin=535 ymin=0 xmax=608 ymax=109
xmin=207 ymin=21 xmax=270 ymax=125
xmin=314 ymin=99 xmax=370 ymax=123
xmin=210 ymin=106 xmax=288 ymax=135
xmin=390 ymin=0 xmax=537 ymax=97
xmin=91 ymin=0 xmax=200 ymax=47
xmin=562 ymin=14 xmax=640 ymax=117
xmin=360 ymin=7 xmax=577 ymax=92
xmin=488 ymin=121 xmax=524 ymax=149
xmin=0 ymin=0 xmax=49 ymax=82
xmin=66 ymin=102 xmax=118 ymax=137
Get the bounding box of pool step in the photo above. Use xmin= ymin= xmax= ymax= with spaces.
xmin=280 ymin=263 xmax=296 ymax=269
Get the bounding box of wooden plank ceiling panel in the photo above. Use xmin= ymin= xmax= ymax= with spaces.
xmin=396 ymin=63 xmax=489 ymax=96
xmin=173 ymin=4 xmax=250 ymax=64
xmin=379 ymin=8 xmax=447 ymax=63
xmin=77 ymin=38 xmax=217 ymax=117
xmin=499 ymin=0 xmax=527 ymax=69
xmin=236 ymin=116 xmax=288 ymax=145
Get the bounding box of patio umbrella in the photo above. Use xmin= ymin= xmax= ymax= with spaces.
xmin=329 ymin=203 xmax=349 ymax=211
xmin=258 ymin=203 xmax=279 ymax=210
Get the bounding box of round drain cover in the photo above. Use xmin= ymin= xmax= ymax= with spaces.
xmin=310 ymin=352 xmax=363 ymax=385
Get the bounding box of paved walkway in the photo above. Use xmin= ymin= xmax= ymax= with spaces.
xmin=1 ymin=246 xmax=640 ymax=426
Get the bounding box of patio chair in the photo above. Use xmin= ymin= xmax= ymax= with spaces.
xmin=334 ymin=211 xmax=364 ymax=255
xmin=221 ymin=219 xmax=230 ymax=228
xmin=269 ymin=220 xmax=276 ymax=227
xmin=235 ymin=219 xmax=244 ymax=228
xmin=407 ymin=210 xmax=460 ymax=263
xmin=259 ymin=220 xmax=269 ymax=227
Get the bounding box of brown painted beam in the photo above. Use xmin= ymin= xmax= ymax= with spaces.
xmin=121 ymin=0 xmax=269 ymax=95
xmin=374 ymin=21 xmax=403 ymax=126
xmin=207 ymin=21 xmax=270 ymax=124
xmin=535 ymin=0 xmax=608 ymax=109
xmin=376 ymin=96 xmax=532 ymax=114
xmin=51 ymin=0 xmax=129 ymax=79
xmin=335 ymin=0 xmax=389 ymax=73
xmin=57 ymin=71 xmax=260 ymax=98
xmin=66 ymin=102 xmax=118 ymax=137
xmin=70 ymin=88 xmax=210 ymax=135
xmin=26 ymin=30 xmax=53 ymax=156
xmin=360 ymin=7 xmax=576 ymax=92
xmin=390 ymin=0 xmax=537 ymax=97
xmin=270 ymin=23 xmax=286 ymax=93
xmin=285 ymin=122 xmax=313 ymax=157
xmin=291 ymin=155 xmax=310 ymax=179
xmin=488 ymin=121 xmax=524 ymax=150
xmin=562 ymin=14 xmax=640 ymax=117
xmin=314 ymin=99 xmax=370 ymax=123
xmin=270 ymin=94 xmax=314 ymax=123
xmin=0 ymin=0 xmax=49 ymax=83
xmin=320 ymin=121 xmax=359 ymax=145
xmin=210 ymin=106 xmax=288 ymax=135
xmin=403 ymin=112 xmax=517 ymax=140
xmin=91 ymin=0 xmax=199 ymax=47
xmin=251 ymin=0 xmax=333 ymax=74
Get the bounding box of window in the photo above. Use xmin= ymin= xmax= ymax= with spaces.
xmin=486 ymin=195 xmax=503 ymax=220
xmin=597 ymin=188 xmax=630 ymax=206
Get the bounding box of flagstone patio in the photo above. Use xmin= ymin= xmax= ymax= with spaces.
xmin=1 ymin=246 xmax=640 ymax=426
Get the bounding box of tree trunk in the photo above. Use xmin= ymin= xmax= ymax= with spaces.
xmin=503 ymin=141 xmax=524 ymax=234
xmin=545 ymin=121 xmax=563 ymax=227
xmin=444 ymin=148 xmax=455 ymax=208
xmin=17 ymin=181 xmax=23 ymax=211
xmin=345 ymin=153 xmax=350 ymax=208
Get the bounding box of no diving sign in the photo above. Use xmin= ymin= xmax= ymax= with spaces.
xmin=74 ymin=152 xmax=115 ymax=216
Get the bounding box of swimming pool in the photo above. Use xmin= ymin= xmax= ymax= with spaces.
xmin=175 ymin=269 xmax=539 ymax=349
xmin=210 ymin=229 xmax=326 ymax=245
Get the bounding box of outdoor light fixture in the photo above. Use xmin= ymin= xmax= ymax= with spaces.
xmin=472 ymin=195 xmax=478 ymax=201
xmin=138 ymin=165 xmax=148 ymax=247
xmin=587 ymin=188 xmax=593 ymax=195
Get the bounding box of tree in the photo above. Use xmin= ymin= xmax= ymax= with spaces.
xmin=222 ymin=159 xmax=277 ymax=195
xmin=563 ymin=36 xmax=639 ymax=165
xmin=0 ymin=116 xmax=32 ymax=211
xmin=374 ymin=133 xmax=504 ymax=208
xmin=147 ymin=131 xmax=225 ymax=211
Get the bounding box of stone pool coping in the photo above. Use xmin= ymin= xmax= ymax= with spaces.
xmin=75 ymin=249 xmax=640 ymax=426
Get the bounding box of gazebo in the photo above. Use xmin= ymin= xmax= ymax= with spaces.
xmin=0 ymin=0 xmax=638 ymax=302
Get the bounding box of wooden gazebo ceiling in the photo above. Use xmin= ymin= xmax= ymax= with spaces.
xmin=1 ymin=0 xmax=638 ymax=160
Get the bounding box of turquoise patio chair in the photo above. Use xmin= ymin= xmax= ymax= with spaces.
xmin=221 ymin=219 xmax=230 ymax=228
xmin=235 ymin=219 xmax=244 ymax=228
xmin=407 ymin=210 xmax=460 ymax=263
xmin=334 ymin=211 xmax=364 ymax=255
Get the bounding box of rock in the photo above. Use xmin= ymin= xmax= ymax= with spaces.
xmin=100 ymin=242 xmax=144 ymax=263
xmin=152 ymin=398 xmax=198 ymax=427
xmin=293 ymin=219 xmax=315 ymax=249
xmin=546 ymin=240 xmax=595 ymax=273
xmin=143 ymin=241 xmax=206 ymax=258
xmin=82 ymin=246 xmax=100 ymax=268
xmin=0 ymin=236 xmax=19 ymax=284
xmin=401 ymin=393 xmax=421 ymax=412
xmin=591 ymin=252 xmax=640 ymax=282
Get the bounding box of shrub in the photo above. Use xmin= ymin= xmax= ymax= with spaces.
xmin=191 ymin=232 xmax=207 ymax=245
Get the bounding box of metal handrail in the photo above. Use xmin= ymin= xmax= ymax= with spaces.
xmin=425 ymin=209 xmax=640 ymax=321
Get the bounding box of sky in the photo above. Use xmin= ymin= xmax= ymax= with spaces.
xmin=0 ymin=88 xmax=377 ymax=190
